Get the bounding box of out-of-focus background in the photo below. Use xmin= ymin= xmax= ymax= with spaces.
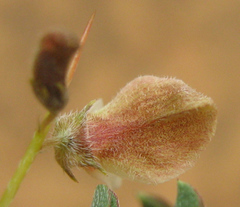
xmin=0 ymin=1 xmax=239 ymax=206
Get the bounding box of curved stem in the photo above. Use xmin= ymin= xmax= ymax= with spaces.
xmin=0 ymin=112 xmax=56 ymax=207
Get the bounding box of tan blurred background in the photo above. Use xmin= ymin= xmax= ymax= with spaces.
xmin=0 ymin=1 xmax=240 ymax=206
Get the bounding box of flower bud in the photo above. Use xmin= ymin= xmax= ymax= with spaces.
xmin=50 ymin=75 xmax=217 ymax=188
xmin=31 ymin=31 xmax=79 ymax=113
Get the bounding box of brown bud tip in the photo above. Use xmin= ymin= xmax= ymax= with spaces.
xmin=31 ymin=31 xmax=79 ymax=113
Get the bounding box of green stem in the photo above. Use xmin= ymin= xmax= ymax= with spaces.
xmin=0 ymin=112 xmax=56 ymax=207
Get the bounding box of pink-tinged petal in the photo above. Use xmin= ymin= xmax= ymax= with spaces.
xmin=86 ymin=76 xmax=217 ymax=184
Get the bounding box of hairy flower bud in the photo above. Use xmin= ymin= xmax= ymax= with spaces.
xmin=31 ymin=31 xmax=79 ymax=113
xmin=50 ymin=75 xmax=217 ymax=188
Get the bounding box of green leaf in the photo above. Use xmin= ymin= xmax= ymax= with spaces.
xmin=138 ymin=192 xmax=171 ymax=207
xmin=91 ymin=184 xmax=119 ymax=207
xmin=175 ymin=180 xmax=204 ymax=207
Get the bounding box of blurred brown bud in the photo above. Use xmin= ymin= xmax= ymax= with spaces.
xmin=49 ymin=75 xmax=217 ymax=188
xmin=31 ymin=31 xmax=79 ymax=113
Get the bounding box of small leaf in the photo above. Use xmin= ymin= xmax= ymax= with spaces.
xmin=175 ymin=180 xmax=204 ymax=207
xmin=91 ymin=184 xmax=119 ymax=207
xmin=138 ymin=192 xmax=171 ymax=207
xmin=91 ymin=185 xmax=109 ymax=207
